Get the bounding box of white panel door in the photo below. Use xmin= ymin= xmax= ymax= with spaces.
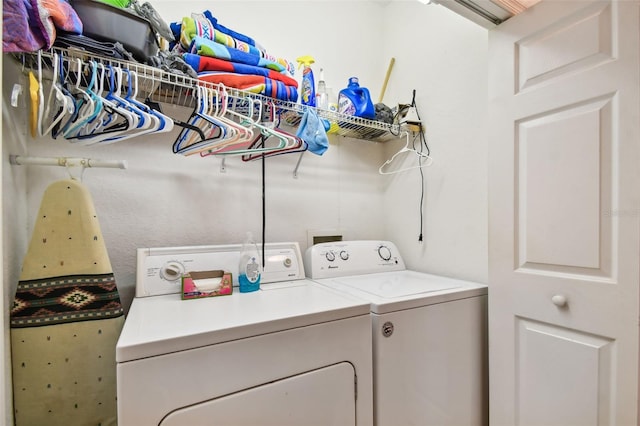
xmin=488 ymin=1 xmax=640 ymax=425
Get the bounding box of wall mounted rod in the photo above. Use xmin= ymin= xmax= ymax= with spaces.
xmin=9 ymin=155 xmax=128 ymax=169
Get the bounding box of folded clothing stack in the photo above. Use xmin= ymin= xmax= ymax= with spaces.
xmin=171 ymin=11 xmax=297 ymax=102
xmin=3 ymin=0 xmax=83 ymax=53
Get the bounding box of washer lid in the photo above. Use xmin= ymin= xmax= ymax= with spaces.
xmin=333 ymin=272 xmax=461 ymax=298
xmin=314 ymin=270 xmax=488 ymax=314
xmin=116 ymin=280 xmax=369 ymax=363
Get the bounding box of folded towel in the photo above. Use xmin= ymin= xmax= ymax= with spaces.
xmin=190 ymin=35 xmax=287 ymax=73
xmin=184 ymin=54 xmax=297 ymax=88
xmin=177 ymin=14 xmax=295 ymax=76
xmin=202 ymin=10 xmax=256 ymax=47
xmin=3 ymin=0 xmax=82 ymax=52
xmin=197 ymin=71 xmax=298 ymax=102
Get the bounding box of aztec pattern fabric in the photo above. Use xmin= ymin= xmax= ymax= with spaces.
xmin=10 ymin=179 xmax=124 ymax=426
xmin=11 ymin=273 xmax=123 ymax=327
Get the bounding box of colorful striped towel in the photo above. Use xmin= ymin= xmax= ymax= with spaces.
xmin=197 ymin=71 xmax=298 ymax=102
xmin=176 ymin=14 xmax=295 ymax=76
xmin=190 ymin=35 xmax=287 ymax=73
xmin=183 ymin=54 xmax=298 ymax=88
xmin=201 ymin=10 xmax=256 ymax=47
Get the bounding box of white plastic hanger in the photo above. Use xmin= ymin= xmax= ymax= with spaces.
xmin=62 ymin=59 xmax=98 ymax=138
xmin=70 ymin=62 xmax=136 ymax=144
xmin=379 ymin=131 xmax=433 ymax=175
xmin=40 ymin=53 xmax=74 ymax=137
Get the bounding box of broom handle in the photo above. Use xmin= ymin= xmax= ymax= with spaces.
xmin=378 ymin=57 xmax=395 ymax=103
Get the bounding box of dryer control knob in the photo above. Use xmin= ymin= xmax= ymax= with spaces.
xmin=378 ymin=245 xmax=392 ymax=261
xmin=161 ymin=261 xmax=184 ymax=281
xmin=340 ymin=250 xmax=349 ymax=261
xmin=325 ymin=251 xmax=336 ymax=262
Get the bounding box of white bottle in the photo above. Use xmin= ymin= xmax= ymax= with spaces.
xmin=238 ymin=232 xmax=261 ymax=293
xmin=315 ymin=68 xmax=329 ymax=110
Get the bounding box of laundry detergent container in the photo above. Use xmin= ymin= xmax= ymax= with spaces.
xmin=70 ymin=0 xmax=159 ymax=61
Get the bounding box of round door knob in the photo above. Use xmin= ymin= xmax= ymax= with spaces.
xmin=551 ymin=294 xmax=568 ymax=307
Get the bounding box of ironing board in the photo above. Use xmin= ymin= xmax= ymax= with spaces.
xmin=10 ymin=179 xmax=124 ymax=426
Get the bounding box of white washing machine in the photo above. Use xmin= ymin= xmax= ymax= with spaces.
xmin=116 ymin=242 xmax=373 ymax=425
xmin=306 ymin=240 xmax=488 ymax=426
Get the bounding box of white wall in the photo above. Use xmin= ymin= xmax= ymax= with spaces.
xmin=2 ymin=57 xmax=31 ymax=426
xmin=2 ymin=1 xmax=488 ymax=422
xmin=380 ymin=1 xmax=489 ymax=283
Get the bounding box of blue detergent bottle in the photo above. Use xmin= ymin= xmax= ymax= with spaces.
xmin=338 ymin=77 xmax=375 ymax=119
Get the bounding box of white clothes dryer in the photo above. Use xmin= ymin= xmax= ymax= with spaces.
xmin=116 ymin=242 xmax=373 ymax=425
xmin=306 ymin=240 xmax=488 ymax=426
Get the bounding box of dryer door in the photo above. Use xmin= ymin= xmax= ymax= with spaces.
xmin=160 ymin=362 xmax=357 ymax=426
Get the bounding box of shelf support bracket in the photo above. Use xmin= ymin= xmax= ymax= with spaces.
xmin=293 ymin=151 xmax=305 ymax=179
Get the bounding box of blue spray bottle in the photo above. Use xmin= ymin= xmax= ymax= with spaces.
xmin=296 ymin=55 xmax=316 ymax=107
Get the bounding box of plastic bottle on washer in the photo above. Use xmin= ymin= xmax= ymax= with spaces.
xmin=238 ymin=232 xmax=261 ymax=293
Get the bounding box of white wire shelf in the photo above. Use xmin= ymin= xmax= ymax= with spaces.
xmin=18 ymin=47 xmax=401 ymax=143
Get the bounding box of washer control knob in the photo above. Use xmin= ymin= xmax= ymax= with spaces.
xmin=378 ymin=245 xmax=392 ymax=261
xmin=283 ymin=257 xmax=292 ymax=268
xmin=325 ymin=251 xmax=336 ymax=262
xmin=161 ymin=261 xmax=184 ymax=281
xmin=340 ymin=250 xmax=349 ymax=261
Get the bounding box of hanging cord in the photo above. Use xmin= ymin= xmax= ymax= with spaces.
xmin=409 ymin=90 xmax=430 ymax=242
xmin=261 ymin=154 xmax=266 ymax=269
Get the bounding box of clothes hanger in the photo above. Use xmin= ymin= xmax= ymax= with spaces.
xmin=61 ymin=59 xmax=98 ymax=138
xmin=64 ymin=60 xmax=105 ymax=139
xmin=202 ymin=97 xmax=291 ymax=157
xmin=128 ymin=70 xmax=174 ymax=133
xmin=241 ymin=100 xmax=305 ymax=161
xmin=81 ymin=62 xmax=132 ymax=137
xmin=40 ymin=52 xmax=75 ymax=137
xmin=174 ymin=85 xmax=228 ymax=154
xmin=51 ymin=54 xmax=82 ymax=139
xmin=182 ymin=86 xmax=254 ymax=156
xmin=173 ymin=85 xmax=228 ymax=154
xmin=95 ymin=68 xmax=164 ymax=143
xmin=67 ymin=64 xmax=137 ymax=144
xmin=35 ymin=50 xmax=45 ymax=137
xmin=379 ymin=131 xmax=433 ymax=175
xmin=146 ymin=95 xmax=207 ymax=143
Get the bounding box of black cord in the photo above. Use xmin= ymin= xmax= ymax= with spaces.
xmin=412 ymin=130 xmax=426 ymax=242
xmin=410 ymin=89 xmax=430 ymax=242
xmin=261 ymin=153 xmax=266 ymax=269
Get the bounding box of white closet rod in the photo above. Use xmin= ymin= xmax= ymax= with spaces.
xmin=9 ymin=155 xmax=128 ymax=169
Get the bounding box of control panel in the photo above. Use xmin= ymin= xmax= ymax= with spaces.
xmin=136 ymin=242 xmax=305 ymax=297
xmin=305 ymin=240 xmax=406 ymax=279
